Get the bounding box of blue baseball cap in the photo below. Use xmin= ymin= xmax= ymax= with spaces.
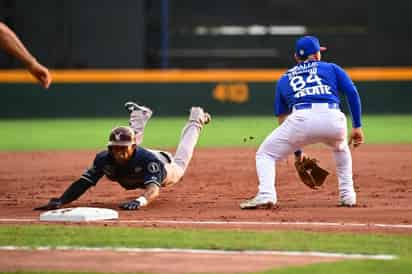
xmin=295 ymin=36 xmax=327 ymax=58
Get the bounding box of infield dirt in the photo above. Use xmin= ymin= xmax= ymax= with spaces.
xmin=1 ymin=145 xmax=411 ymax=232
xmin=0 ymin=145 xmax=411 ymax=272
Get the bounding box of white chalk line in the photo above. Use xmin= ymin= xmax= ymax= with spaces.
xmin=0 ymin=246 xmax=397 ymax=260
xmin=0 ymin=218 xmax=411 ymax=229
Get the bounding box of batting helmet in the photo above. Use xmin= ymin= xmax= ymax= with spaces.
xmin=107 ymin=126 xmax=136 ymax=146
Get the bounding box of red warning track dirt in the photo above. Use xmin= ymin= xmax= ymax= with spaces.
xmin=0 ymin=145 xmax=411 ymax=272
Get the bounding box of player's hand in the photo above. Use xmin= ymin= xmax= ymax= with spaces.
xmin=349 ymin=127 xmax=364 ymax=148
xmin=27 ymin=61 xmax=52 ymax=89
xmin=33 ymin=198 xmax=62 ymax=211
xmin=120 ymin=199 xmax=141 ymax=210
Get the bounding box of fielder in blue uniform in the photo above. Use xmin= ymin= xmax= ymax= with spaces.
xmin=35 ymin=102 xmax=211 ymax=211
xmin=240 ymin=35 xmax=364 ymax=209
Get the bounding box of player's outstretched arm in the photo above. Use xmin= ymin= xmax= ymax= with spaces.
xmin=34 ymin=178 xmax=93 ymax=210
xmin=120 ymin=183 xmax=160 ymax=210
xmin=0 ymin=22 xmax=52 ymax=88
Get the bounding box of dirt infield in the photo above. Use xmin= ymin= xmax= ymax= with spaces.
xmin=0 ymin=145 xmax=411 ymax=272
xmin=1 ymin=145 xmax=412 ymax=229
xmin=0 ymin=249 xmax=345 ymax=273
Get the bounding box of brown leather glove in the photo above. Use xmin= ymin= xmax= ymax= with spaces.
xmin=294 ymin=156 xmax=329 ymax=189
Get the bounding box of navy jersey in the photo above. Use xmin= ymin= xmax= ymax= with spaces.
xmin=275 ymin=60 xmax=362 ymax=128
xmin=81 ymin=147 xmax=167 ymax=190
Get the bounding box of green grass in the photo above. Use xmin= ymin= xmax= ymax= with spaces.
xmin=1 ymin=225 xmax=411 ymax=255
xmin=1 ymin=115 xmax=412 ymax=151
xmin=361 ymin=115 xmax=412 ymax=144
xmin=1 ymin=225 xmax=411 ymax=274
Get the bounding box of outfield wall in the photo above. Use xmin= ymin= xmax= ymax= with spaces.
xmin=1 ymin=69 xmax=411 ymax=118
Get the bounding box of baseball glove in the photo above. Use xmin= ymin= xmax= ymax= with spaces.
xmin=294 ymin=156 xmax=329 ymax=189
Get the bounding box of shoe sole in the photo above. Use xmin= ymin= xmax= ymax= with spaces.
xmin=339 ymin=197 xmax=356 ymax=207
xmin=125 ymin=102 xmax=152 ymax=113
xmin=203 ymin=113 xmax=211 ymax=124
xmin=339 ymin=203 xmax=357 ymax=208
xmin=240 ymin=202 xmax=275 ymax=210
xmin=190 ymin=112 xmax=211 ymax=125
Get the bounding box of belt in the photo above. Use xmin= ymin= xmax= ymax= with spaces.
xmin=293 ymin=103 xmax=340 ymax=110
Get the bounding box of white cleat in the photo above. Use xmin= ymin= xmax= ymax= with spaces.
xmin=189 ymin=106 xmax=211 ymax=126
xmin=240 ymin=196 xmax=276 ymax=209
xmin=125 ymin=101 xmax=153 ymax=118
xmin=339 ymin=191 xmax=357 ymax=207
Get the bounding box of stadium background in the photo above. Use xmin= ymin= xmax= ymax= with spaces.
xmin=0 ymin=0 xmax=411 ymax=117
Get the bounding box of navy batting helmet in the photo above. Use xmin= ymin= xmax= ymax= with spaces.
xmin=107 ymin=126 xmax=136 ymax=146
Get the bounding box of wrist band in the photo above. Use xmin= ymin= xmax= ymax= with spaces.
xmin=136 ymin=196 xmax=148 ymax=207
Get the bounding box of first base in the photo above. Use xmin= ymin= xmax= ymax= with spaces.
xmin=40 ymin=207 xmax=118 ymax=222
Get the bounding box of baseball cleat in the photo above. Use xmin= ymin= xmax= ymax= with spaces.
xmin=339 ymin=200 xmax=357 ymax=207
xmin=339 ymin=191 xmax=357 ymax=207
xmin=189 ymin=107 xmax=211 ymax=125
xmin=124 ymin=101 xmax=153 ymax=117
xmin=240 ymin=196 xmax=276 ymax=209
xmin=339 ymin=203 xmax=357 ymax=208
xmin=203 ymin=112 xmax=211 ymax=125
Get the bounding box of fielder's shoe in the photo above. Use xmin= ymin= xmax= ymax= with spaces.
xmin=189 ymin=106 xmax=211 ymax=126
xmin=339 ymin=191 xmax=357 ymax=207
xmin=240 ymin=196 xmax=276 ymax=209
xmin=124 ymin=101 xmax=153 ymax=118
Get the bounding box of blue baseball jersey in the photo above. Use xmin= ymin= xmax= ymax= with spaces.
xmin=81 ymin=147 xmax=167 ymax=189
xmin=275 ymin=60 xmax=362 ymax=128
